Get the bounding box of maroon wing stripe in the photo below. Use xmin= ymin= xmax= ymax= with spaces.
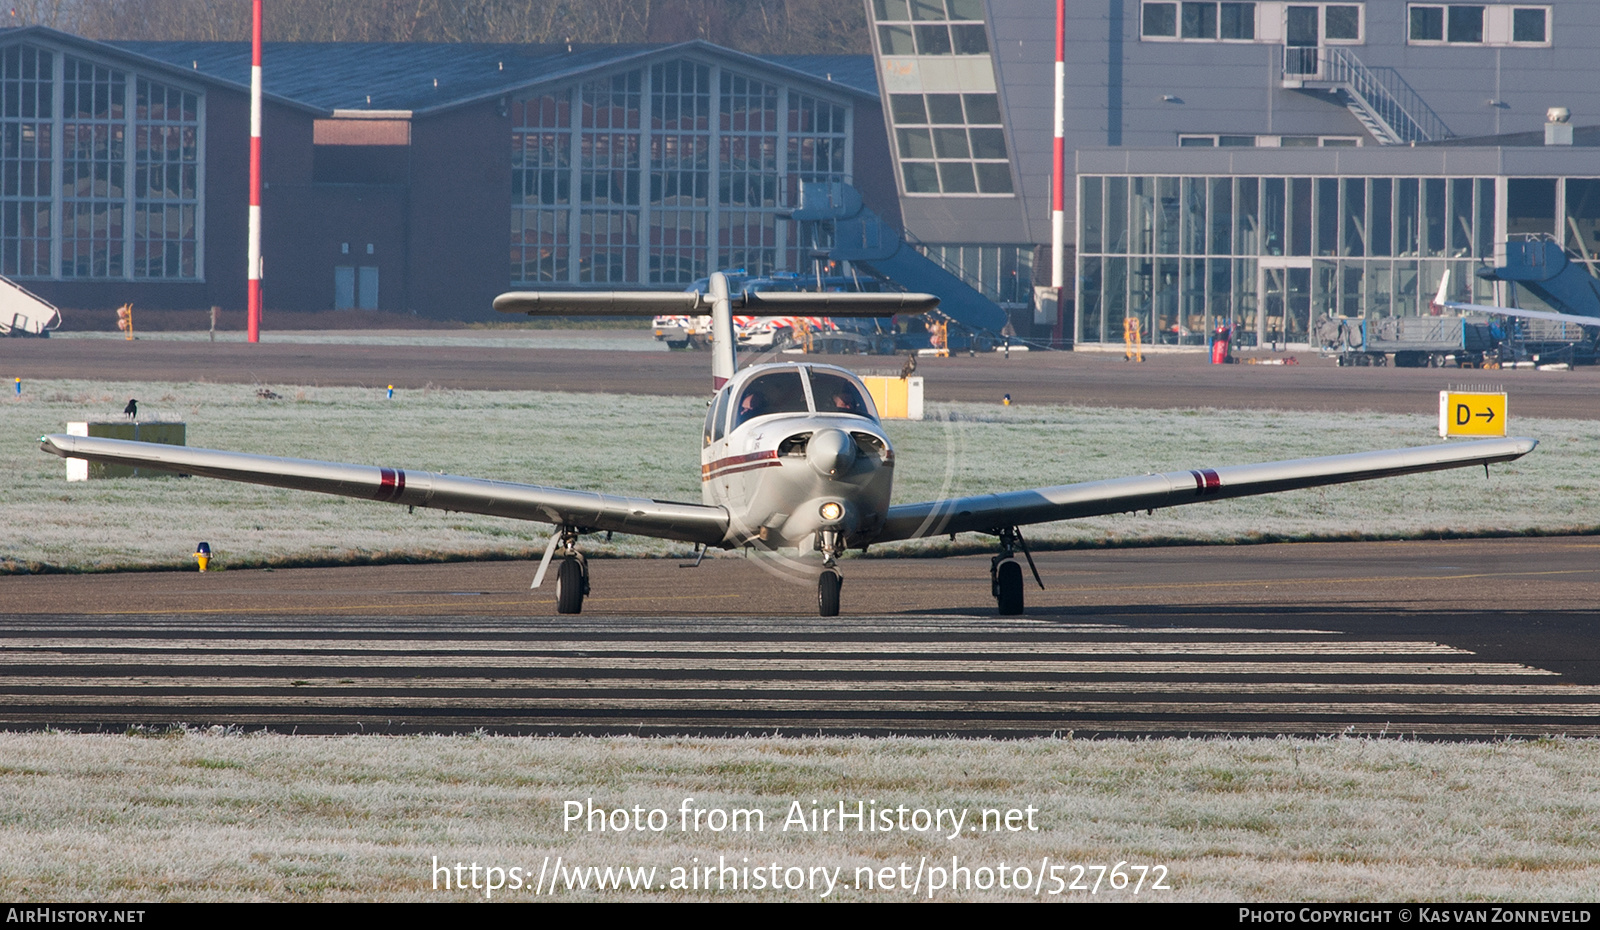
xmin=1190 ymin=468 xmax=1222 ymax=496
xmin=375 ymin=467 xmax=406 ymax=502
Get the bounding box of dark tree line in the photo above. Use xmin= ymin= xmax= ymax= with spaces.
xmin=4 ymin=0 xmax=871 ymax=54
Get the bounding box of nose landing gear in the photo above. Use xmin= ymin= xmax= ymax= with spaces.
xmin=818 ymin=527 xmax=844 ymax=617
xmin=990 ymin=526 xmax=1043 ymax=616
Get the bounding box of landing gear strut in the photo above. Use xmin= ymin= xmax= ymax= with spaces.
xmin=818 ymin=527 xmax=844 ymax=617
xmin=990 ymin=526 xmax=1043 ymax=616
xmin=533 ymin=525 xmax=589 ymax=614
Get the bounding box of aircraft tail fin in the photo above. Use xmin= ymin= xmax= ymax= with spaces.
xmin=709 ymin=272 xmax=736 ymax=390
xmin=1430 ymin=270 xmax=1451 ymax=314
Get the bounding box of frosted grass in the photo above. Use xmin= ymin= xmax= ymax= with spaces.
xmin=2 ymin=380 xmax=1593 ymax=572
xmin=0 ymin=731 xmax=1596 ymax=901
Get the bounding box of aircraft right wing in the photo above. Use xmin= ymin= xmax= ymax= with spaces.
xmin=875 ymin=437 xmax=1536 ymax=542
xmin=39 ymin=434 xmax=730 ymax=546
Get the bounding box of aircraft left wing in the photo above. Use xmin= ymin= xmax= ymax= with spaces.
xmin=876 ymin=437 xmax=1535 ymax=542
xmin=39 ymin=434 xmax=730 ymax=546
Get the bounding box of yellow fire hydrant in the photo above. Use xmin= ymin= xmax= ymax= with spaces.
xmin=195 ymin=541 xmax=211 ymax=572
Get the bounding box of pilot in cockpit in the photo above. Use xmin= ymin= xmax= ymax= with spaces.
xmin=738 ymin=389 xmax=769 ymax=419
xmin=828 ymin=388 xmax=863 ymax=415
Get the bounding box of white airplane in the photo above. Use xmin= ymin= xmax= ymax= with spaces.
xmin=1431 ymin=271 xmax=1600 ymax=329
xmin=40 ymin=272 xmax=1536 ymax=617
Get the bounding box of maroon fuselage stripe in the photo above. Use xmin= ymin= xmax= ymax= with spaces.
xmin=702 ymin=449 xmax=780 ymax=479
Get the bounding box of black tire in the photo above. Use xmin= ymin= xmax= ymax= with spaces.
xmin=817 ymin=570 xmax=841 ymax=617
xmin=556 ymin=557 xmax=585 ymax=615
xmin=995 ymin=559 xmax=1024 ymax=615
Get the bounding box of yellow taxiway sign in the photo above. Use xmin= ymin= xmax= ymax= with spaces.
xmin=1439 ymin=390 xmax=1507 ymax=438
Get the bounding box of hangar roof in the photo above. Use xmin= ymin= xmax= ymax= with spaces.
xmin=0 ymin=27 xmax=874 ymax=115
xmin=115 ymin=38 xmax=877 ymax=114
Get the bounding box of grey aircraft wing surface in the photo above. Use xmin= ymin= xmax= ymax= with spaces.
xmin=876 ymin=437 xmax=1536 ymax=542
xmin=38 ymin=434 xmax=730 ymax=546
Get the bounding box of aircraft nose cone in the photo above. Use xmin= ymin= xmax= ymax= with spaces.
xmin=807 ymin=428 xmax=857 ymax=478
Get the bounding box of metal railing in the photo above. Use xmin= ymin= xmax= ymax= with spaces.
xmin=1279 ymin=45 xmax=1452 ymax=145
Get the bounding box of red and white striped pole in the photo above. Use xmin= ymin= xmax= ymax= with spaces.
xmin=1050 ymin=0 xmax=1065 ymax=290
xmin=246 ymin=0 xmax=263 ymax=343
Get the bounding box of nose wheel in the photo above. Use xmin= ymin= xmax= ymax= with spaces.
xmin=818 ymin=569 xmax=842 ymax=617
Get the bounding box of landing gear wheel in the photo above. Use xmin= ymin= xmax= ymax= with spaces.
xmin=817 ymin=570 xmax=842 ymax=617
xmin=994 ymin=559 xmax=1024 ymax=615
xmin=556 ymin=556 xmax=586 ymax=614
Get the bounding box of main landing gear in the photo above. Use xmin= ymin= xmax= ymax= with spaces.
xmin=818 ymin=527 xmax=844 ymax=617
xmin=990 ymin=527 xmax=1043 ymax=616
xmin=534 ymin=525 xmax=590 ymax=614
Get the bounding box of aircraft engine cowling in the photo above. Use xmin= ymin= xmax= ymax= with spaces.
xmin=806 ymin=428 xmax=857 ymax=478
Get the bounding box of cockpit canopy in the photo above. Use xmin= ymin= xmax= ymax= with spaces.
xmin=706 ymin=366 xmax=878 ymax=443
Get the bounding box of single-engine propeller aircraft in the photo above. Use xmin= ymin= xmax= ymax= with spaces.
xmin=41 ymin=272 xmax=1536 ymax=616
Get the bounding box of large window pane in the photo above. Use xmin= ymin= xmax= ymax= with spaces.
xmin=1423 ymin=178 xmax=1446 ymax=257
xmin=1143 ymin=2 xmax=1178 ymax=37
xmin=1079 ymin=255 xmax=1103 ymax=342
xmin=1156 ymin=176 xmax=1180 ymax=253
xmin=1182 ymin=177 xmax=1206 ymax=255
xmin=1080 ymin=176 xmax=1103 ymax=253
xmin=1219 ymin=2 xmax=1254 ymax=39
xmin=1395 ymin=178 xmax=1419 ymax=255
xmin=1325 ymin=5 xmax=1360 ymax=39
xmin=1209 ymin=177 xmax=1232 ymax=255
xmin=1106 ymin=176 xmax=1128 ymax=253
xmin=1262 ymin=177 xmax=1285 ymax=256
xmin=1341 ymin=178 xmax=1366 ymax=257
xmin=1181 ymin=2 xmax=1217 ymax=38
xmin=1410 ymin=6 xmax=1443 ymax=41
xmin=1316 ymin=177 xmax=1338 ymax=257
xmin=1369 ymin=178 xmax=1392 ymax=257
xmin=1506 ymin=177 xmax=1556 ymax=238
xmin=1131 ymin=177 xmax=1154 ymax=253
xmin=1289 ymin=177 xmax=1311 ymax=257
xmin=1234 ymin=177 xmax=1258 ymax=254
xmin=1513 ymin=8 xmax=1547 ymax=43
xmin=1447 ymin=6 xmax=1483 ymax=43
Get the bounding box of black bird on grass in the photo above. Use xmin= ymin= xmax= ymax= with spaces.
xmin=123 ymin=398 xmax=137 ymax=420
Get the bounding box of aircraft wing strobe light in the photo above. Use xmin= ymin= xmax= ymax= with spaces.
xmin=41 ymin=273 xmax=1540 ymax=618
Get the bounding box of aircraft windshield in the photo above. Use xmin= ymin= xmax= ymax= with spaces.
xmin=734 ymin=371 xmax=809 ymax=427
xmin=810 ymin=371 xmax=875 ymax=419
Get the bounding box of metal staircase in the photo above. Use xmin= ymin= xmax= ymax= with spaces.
xmin=1280 ymin=45 xmax=1452 ymax=145
xmin=789 ymin=181 xmax=1009 ymax=333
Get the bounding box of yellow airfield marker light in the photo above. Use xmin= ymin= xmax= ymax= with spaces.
xmin=387 ymin=384 xmax=394 ymax=399
xmin=194 ymin=541 xmax=211 ymax=572
xmin=1439 ymin=389 xmax=1507 ymax=438
xmin=13 ymin=377 xmax=19 ymax=396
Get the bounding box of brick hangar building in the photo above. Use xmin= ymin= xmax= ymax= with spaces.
xmin=0 ymin=26 xmax=894 ymax=320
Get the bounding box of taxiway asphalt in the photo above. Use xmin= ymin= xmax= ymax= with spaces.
xmin=3 ymin=538 xmax=1596 ymax=737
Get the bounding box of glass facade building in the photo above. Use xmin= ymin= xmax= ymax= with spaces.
xmin=511 ymin=60 xmax=854 ymax=286
xmin=1 ymin=42 xmax=202 ymax=282
xmin=1077 ymin=168 xmax=1600 ymax=346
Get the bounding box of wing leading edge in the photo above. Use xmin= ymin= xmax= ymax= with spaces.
xmin=39 ymin=434 xmax=729 ymax=546
xmin=877 ymin=437 xmax=1537 ymax=542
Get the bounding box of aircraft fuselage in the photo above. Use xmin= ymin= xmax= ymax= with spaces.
xmin=701 ymin=362 xmax=894 ymax=553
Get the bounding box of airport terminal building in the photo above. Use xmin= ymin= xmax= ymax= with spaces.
xmin=866 ymin=0 xmax=1600 ymax=347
